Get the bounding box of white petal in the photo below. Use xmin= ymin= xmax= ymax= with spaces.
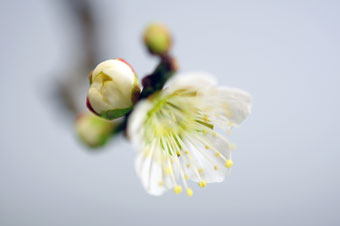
xmin=101 ymin=81 xmax=131 ymax=108
xmin=135 ymin=151 xmax=167 ymax=196
xmin=102 ymin=64 xmax=134 ymax=95
xmin=182 ymin=134 xmax=231 ymax=183
xmin=92 ymin=59 xmax=133 ymax=85
xmin=127 ymin=100 xmax=153 ymax=144
xmin=216 ymin=87 xmax=252 ymax=126
xmin=88 ymin=87 xmax=112 ymax=113
xmin=163 ymin=71 xmax=216 ymax=95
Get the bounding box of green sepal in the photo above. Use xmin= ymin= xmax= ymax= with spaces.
xmin=100 ymin=106 xmax=133 ymax=120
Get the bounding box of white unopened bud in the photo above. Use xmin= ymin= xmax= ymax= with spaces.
xmin=87 ymin=58 xmax=140 ymax=119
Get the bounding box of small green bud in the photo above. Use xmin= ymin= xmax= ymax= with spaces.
xmin=75 ymin=113 xmax=116 ymax=147
xmin=144 ymin=23 xmax=172 ymax=55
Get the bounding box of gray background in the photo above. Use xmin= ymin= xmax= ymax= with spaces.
xmin=1 ymin=0 xmax=340 ymax=225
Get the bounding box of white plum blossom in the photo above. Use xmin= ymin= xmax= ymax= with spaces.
xmin=127 ymin=72 xmax=252 ymax=196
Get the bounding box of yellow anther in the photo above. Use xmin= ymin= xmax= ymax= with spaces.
xmin=225 ymin=160 xmax=234 ymax=168
xmin=205 ymin=145 xmax=210 ymax=150
xmin=198 ymin=168 xmax=204 ymax=173
xmin=203 ymin=130 xmax=207 ymax=134
xmin=186 ymin=163 xmax=190 ymax=168
xmin=184 ymin=150 xmax=189 ymax=155
xmin=212 ymin=132 xmax=217 ymax=137
xmin=186 ymin=188 xmax=193 ymax=197
xmin=203 ymin=115 xmax=209 ymax=122
xmin=176 ymin=150 xmax=181 ymax=156
xmin=215 ymin=152 xmax=221 ymax=157
xmin=174 ymin=185 xmax=182 ymax=194
xmin=230 ymin=143 xmax=236 ymax=150
xmin=184 ymin=175 xmax=189 ymax=180
xmin=214 ymin=165 xmax=219 ymax=170
xmin=164 ymin=166 xmax=172 ymax=175
xmin=227 ymin=121 xmax=233 ymax=127
xmin=198 ymin=181 xmax=207 ymax=187
xmin=158 ymin=181 xmax=164 ymax=187
xmin=227 ymin=129 xmax=232 ymax=135
xmin=226 ymin=110 xmax=233 ymax=118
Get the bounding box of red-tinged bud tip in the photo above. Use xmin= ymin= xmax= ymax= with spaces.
xmin=86 ymin=97 xmax=99 ymax=116
xmin=116 ymin=58 xmax=136 ymax=73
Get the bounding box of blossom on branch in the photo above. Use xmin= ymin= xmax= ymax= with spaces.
xmin=127 ymin=73 xmax=252 ymax=196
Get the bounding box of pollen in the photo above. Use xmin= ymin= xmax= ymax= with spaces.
xmin=226 ymin=110 xmax=233 ymax=118
xmin=203 ymin=115 xmax=209 ymax=122
xmin=198 ymin=181 xmax=207 ymax=187
xmin=199 ymin=168 xmax=204 ymax=173
xmin=176 ymin=150 xmax=181 ymax=156
xmin=164 ymin=166 xmax=172 ymax=175
xmin=215 ymin=152 xmax=221 ymax=157
xmin=225 ymin=160 xmax=233 ymax=168
xmin=230 ymin=143 xmax=236 ymax=150
xmin=184 ymin=150 xmax=189 ymax=155
xmin=205 ymin=145 xmax=210 ymax=150
xmin=227 ymin=121 xmax=233 ymax=127
xmin=214 ymin=165 xmax=219 ymax=170
xmin=186 ymin=188 xmax=193 ymax=197
xmin=174 ymin=185 xmax=182 ymax=194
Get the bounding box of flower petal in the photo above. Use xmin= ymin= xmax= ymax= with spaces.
xmin=101 ymin=81 xmax=130 ymax=108
xmin=88 ymin=87 xmax=112 ymax=113
xmin=182 ymin=133 xmax=231 ymax=183
xmin=163 ymin=72 xmax=216 ymax=95
xmin=127 ymin=100 xmax=153 ymax=144
xmin=135 ymin=146 xmax=176 ymax=196
xmin=215 ymin=87 xmax=252 ymax=126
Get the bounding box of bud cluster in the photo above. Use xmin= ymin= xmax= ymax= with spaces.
xmin=81 ymin=23 xmax=176 ymax=146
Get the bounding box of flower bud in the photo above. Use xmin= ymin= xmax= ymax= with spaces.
xmin=143 ymin=23 xmax=172 ymax=55
xmin=87 ymin=58 xmax=140 ymax=119
xmin=75 ymin=113 xmax=116 ymax=147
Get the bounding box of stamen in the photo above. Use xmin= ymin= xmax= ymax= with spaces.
xmin=174 ymin=185 xmax=182 ymax=194
xmin=189 ymin=134 xmax=227 ymax=162
xmin=225 ymin=110 xmax=233 ymax=118
xmin=186 ymin=188 xmax=193 ymax=197
xmin=172 ymin=134 xmax=204 ymax=183
xmin=164 ymin=166 xmax=172 ymax=175
xmin=225 ymin=160 xmax=233 ymax=168
xmin=198 ymin=181 xmax=206 ymax=187
xmin=166 ymin=134 xmax=192 ymax=195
